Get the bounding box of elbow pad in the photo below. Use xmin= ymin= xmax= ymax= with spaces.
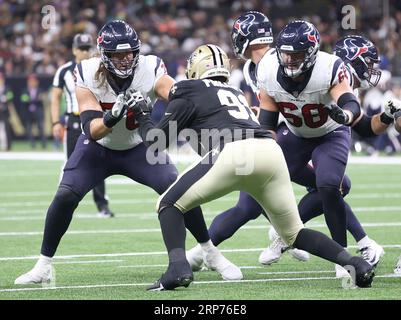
xmin=352 ymin=115 xmax=375 ymax=137
xmin=259 ymin=109 xmax=279 ymax=131
xmin=80 ymin=110 xmax=103 ymax=139
xmin=337 ymin=92 xmax=361 ymax=125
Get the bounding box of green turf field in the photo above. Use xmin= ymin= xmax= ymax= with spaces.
xmin=0 ymin=156 xmax=400 ymax=300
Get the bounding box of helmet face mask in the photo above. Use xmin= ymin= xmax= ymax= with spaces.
xmin=97 ymin=20 xmax=141 ymax=78
xmin=231 ymin=11 xmax=273 ymax=60
xmin=185 ymin=44 xmax=231 ymax=81
xmin=102 ymin=48 xmax=140 ymax=78
xmin=278 ymin=50 xmax=307 ymax=78
xmin=334 ymin=35 xmax=381 ymax=89
xmin=276 ymin=20 xmax=320 ymax=78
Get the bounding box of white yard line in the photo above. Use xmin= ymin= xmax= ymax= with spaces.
xmin=1 ymin=192 xmax=401 ymax=208
xmin=1 ymin=221 xmax=401 ymax=237
xmin=1 ymin=244 xmax=400 ymax=262
xmin=53 ymin=259 xmax=124 ymax=265
xmin=0 ymin=274 xmax=399 ymax=293
xmin=1 ymin=205 xmax=401 ymax=221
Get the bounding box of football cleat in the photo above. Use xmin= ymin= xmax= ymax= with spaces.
xmin=147 ymin=261 xmax=193 ymax=291
xmin=261 ymin=226 xmax=309 ymax=264
xmin=259 ymin=236 xmax=287 ymax=265
xmin=358 ymin=240 xmax=384 ymax=267
xmin=186 ymin=244 xmax=204 ymax=272
xmin=394 ymin=255 xmax=401 ymax=275
xmin=335 ymin=264 xmax=351 ymax=279
xmin=97 ymin=207 xmax=115 ymax=218
xmin=350 ymin=256 xmax=375 ymax=288
xmin=203 ymin=247 xmax=243 ymax=281
xmin=14 ymin=264 xmax=53 ymax=285
xmin=288 ymin=248 xmax=310 ymax=262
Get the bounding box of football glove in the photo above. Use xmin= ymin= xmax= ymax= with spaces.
xmin=325 ymin=104 xmax=349 ymax=125
xmin=103 ymin=93 xmax=127 ymax=128
xmin=125 ymin=89 xmax=151 ymax=116
xmin=384 ymin=99 xmax=401 ymax=120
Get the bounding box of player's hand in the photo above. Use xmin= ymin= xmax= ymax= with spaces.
xmin=325 ymin=104 xmax=349 ymax=125
xmin=52 ymin=123 xmax=64 ymax=140
xmin=103 ymin=93 xmax=127 ymax=128
xmin=111 ymin=93 xmax=126 ymax=118
xmin=125 ymin=90 xmax=151 ymax=116
xmin=384 ymin=99 xmax=401 ymax=120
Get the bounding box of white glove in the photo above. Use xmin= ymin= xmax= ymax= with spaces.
xmin=384 ymin=99 xmax=401 ymax=119
xmin=111 ymin=93 xmax=126 ymax=118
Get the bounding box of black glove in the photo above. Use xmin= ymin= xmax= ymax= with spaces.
xmin=325 ymin=104 xmax=349 ymax=125
xmin=125 ymin=90 xmax=151 ymax=118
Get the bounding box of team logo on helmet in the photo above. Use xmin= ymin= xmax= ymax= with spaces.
xmin=343 ymin=37 xmax=369 ymax=61
xmin=233 ymin=14 xmax=256 ymax=36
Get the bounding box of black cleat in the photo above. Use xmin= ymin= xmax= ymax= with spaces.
xmin=351 ymin=256 xmax=375 ymax=288
xmin=147 ymin=261 xmax=193 ymax=291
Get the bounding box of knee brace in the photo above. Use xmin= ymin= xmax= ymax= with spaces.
xmin=55 ymin=185 xmax=83 ymax=209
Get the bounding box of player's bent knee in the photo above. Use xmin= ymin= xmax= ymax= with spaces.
xmin=55 ymin=186 xmax=82 ymax=207
xmin=156 ymin=169 xmax=178 ymax=195
xmin=281 ymin=227 xmax=303 ymax=246
xmin=341 ymin=175 xmax=351 ymax=197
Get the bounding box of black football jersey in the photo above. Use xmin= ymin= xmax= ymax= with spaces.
xmin=157 ymin=79 xmax=271 ymax=155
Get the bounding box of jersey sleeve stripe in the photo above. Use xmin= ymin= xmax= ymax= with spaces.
xmin=154 ymin=57 xmax=161 ymax=76
xmin=330 ymin=58 xmax=343 ymax=86
xmin=77 ymin=62 xmax=84 ymax=83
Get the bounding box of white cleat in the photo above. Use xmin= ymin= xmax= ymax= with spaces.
xmin=394 ymin=256 xmax=401 ymax=275
xmin=259 ymin=236 xmax=287 ymax=265
xmin=335 ymin=264 xmax=351 ymax=279
xmin=203 ymin=247 xmax=243 ymax=281
xmin=262 ymin=226 xmax=309 ymax=264
xmin=186 ymin=244 xmax=204 ymax=272
xmin=14 ymin=265 xmax=53 ymax=285
xmin=358 ymin=240 xmax=385 ymax=267
xmin=288 ymin=248 xmax=310 ymax=261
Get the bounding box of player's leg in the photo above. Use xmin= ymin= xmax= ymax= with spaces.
xmin=15 ymin=135 xmax=111 ymax=284
xmin=311 ymin=127 xmax=351 ymax=248
xmin=260 ymin=125 xmax=313 ymax=264
xmin=120 ymin=143 xmax=210 ymax=247
xmin=186 ymin=191 xmax=262 ymax=271
xmin=248 ymin=140 xmax=374 ymax=288
xmin=149 ymin=142 xmax=260 ymax=290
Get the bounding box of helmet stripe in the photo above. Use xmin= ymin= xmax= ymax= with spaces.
xmin=207 ymin=45 xmax=223 ymax=67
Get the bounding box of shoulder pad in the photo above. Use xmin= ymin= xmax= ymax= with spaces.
xmin=169 ymin=80 xmax=202 ymax=100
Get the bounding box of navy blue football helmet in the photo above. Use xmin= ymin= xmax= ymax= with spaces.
xmin=97 ymin=20 xmax=141 ymax=78
xmin=334 ymin=35 xmax=381 ymax=89
xmin=231 ymin=11 xmax=273 ymax=60
xmin=276 ymin=20 xmax=320 ymax=78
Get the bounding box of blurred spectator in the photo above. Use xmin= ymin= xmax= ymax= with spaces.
xmin=0 ymin=72 xmax=13 ymax=150
xmin=0 ymin=1 xmax=400 ymax=78
xmin=19 ymin=74 xmax=46 ymax=149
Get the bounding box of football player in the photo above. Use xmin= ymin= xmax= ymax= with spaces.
xmin=14 ymin=20 xmax=240 ymax=285
xmin=51 ymin=33 xmax=114 ymax=218
xmin=130 ymin=44 xmax=375 ymax=291
xmin=188 ymin=13 xmax=389 ymax=276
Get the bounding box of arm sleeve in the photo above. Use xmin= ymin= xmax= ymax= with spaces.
xmin=137 ymin=97 xmax=196 ymax=149
xmin=352 ymin=114 xmax=375 ymax=137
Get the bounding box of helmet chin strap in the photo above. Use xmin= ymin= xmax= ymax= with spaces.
xmin=284 ymin=64 xmax=304 ymax=78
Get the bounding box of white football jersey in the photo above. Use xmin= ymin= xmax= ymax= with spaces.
xmin=257 ymin=51 xmax=350 ymax=138
xmin=75 ymin=55 xmax=168 ymax=150
xmin=243 ymin=48 xmax=276 ymax=101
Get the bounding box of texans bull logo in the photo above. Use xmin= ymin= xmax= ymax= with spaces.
xmin=233 ymin=14 xmax=256 ymax=36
